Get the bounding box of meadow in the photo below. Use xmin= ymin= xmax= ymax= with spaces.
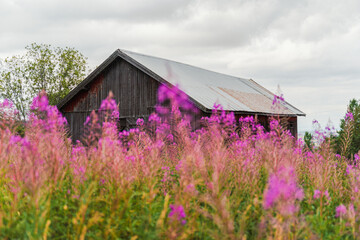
xmin=0 ymin=85 xmax=358 ymax=239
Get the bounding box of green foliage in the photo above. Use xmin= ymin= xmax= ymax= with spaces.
xmin=15 ymin=122 xmax=25 ymax=137
xmin=0 ymin=43 xmax=88 ymax=119
xmin=0 ymin=56 xmax=29 ymax=120
xmin=335 ymin=99 xmax=360 ymax=158
xmin=304 ymin=131 xmax=314 ymax=150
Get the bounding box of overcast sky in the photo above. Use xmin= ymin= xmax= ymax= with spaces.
xmin=1 ymin=0 xmax=360 ymax=132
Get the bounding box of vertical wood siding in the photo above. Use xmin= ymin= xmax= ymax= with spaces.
xmin=61 ymin=58 xmax=159 ymax=141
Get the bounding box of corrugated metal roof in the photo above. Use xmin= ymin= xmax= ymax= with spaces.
xmin=121 ymin=49 xmax=305 ymax=116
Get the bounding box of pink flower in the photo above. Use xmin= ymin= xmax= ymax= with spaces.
xmin=272 ymin=94 xmax=284 ymax=105
xmin=335 ymin=204 xmax=347 ymax=218
xmin=99 ymin=93 xmax=119 ymax=122
xmin=169 ymin=204 xmax=186 ymax=225
xmin=1 ymin=99 xmax=12 ymax=108
xmin=346 ymin=165 xmax=353 ymax=176
xmin=175 ymin=161 xmax=182 ymax=171
xmin=185 ymin=184 xmax=197 ymax=194
xmin=263 ymin=167 xmax=304 ymax=216
xmin=30 ymin=93 xmax=49 ymax=112
xmin=345 ymin=112 xmax=354 ymax=121
xmin=9 ymin=135 xmax=22 ymax=145
xmin=156 ymin=84 xmax=197 ymax=120
xmin=125 ymin=156 xmax=136 ymax=163
xmin=136 ymin=118 xmax=144 ymax=126
xmin=324 ymin=190 xmax=330 ymax=200
xmin=149 ymin=113 xmax=161 ymax=124
xmin=166 ymin=134 xmax=174 ymax=142
xmin=99 ymin=96 xmax=117 ymax=113
xmin=269 ymin=119 xmax=280 ymax=131
xmin=313 ymin=189 xmax=331 ymax=201
xmin=84 ymin=116 xmax=91 ymax=126
xmin=313 ymin=189 xmax=321 ymax=199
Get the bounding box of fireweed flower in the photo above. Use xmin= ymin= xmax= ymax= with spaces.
xmin=156 ymin=84 xmax=198 ymax=127
xmin=99 ymin=94 xmax=117 ymax=113
xmin=28 ymin=92 xmax=67 ymax=133
xmin=73 ymin=165 xmax=86 ymax=183
xmin=312 ymin=189 xmax=330 ymax=200
xmin=324 ymin=125 xmax=336 ymax=138
xmin=158 ymin=84 xmax=191 ymax=110
xmin=223 ymin=111 xmax=236 ymax=127
xmin=125 ymin=156 xmax=136 ymax=163
xmin=84 ymin=116 xmax=91 ymax=126
xmin=175 ymin=161 xmax=182 ymax=171
xmin=166 ymin=134 xmax=174 ymax=142
xmin=136 ymin=118 xmax=144 ymax=127
xmin=148 ymin=113 xmax=161 ymax=124
xmin=345 ymin=111 xmax=354 ymax=121
xmin=155 ymin=123 xmax=170 ymax=138
xmin=324 ymin=190 xmax=330 ymax=200
xmin=311 ymin=120 xmax=331 ymax=145
xmin=205 ymin=104 xmax=238 ymax=129
xmin=185 ymin=184 xmax=198 ymax=195
xmin=47 ymin=105 xmax=67 ymax=129
xmin=271 ymin=93 xmax=286 ymax=114
xmin=9 ymin=135 xmax=22 ymax=145
xmin=169 ymin=204 xmax=186 ymax=225
xmin=30 ymin=93 xmax=49 ymax=112
xmin=161 ymin=166 xmax=171 ymax=183
xmin=102 ymin=121 xmax=118 ymax=137
xmin=263 ymin=167 xmax=304 ymax=216
xmin=272 ymin=94 xmax=285 ymax=105
xmin=346 ymin=165 xmax=353 ymax=176
xmin=99 ymin=92 xmax=119 ymax=122
xmin=269 ymin=119 xmax=280 ymax=131
xmin=335 ymin=204 xmax=347 ymax=218
xmin=0 ymin=99 xmax=19 ymax=119
xmin=313 ymin=189 xmax=321 ymax=199
xmin=1 ymin=99 xmax=11 ymax=108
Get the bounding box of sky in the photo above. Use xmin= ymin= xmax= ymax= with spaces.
xmin=1 ymin=0 xmax=360 ymax=132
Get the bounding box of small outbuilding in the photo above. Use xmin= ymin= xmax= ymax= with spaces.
xmin=57 ymin=49 xmax=305 ymax=141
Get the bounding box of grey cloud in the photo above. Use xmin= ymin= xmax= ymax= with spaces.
xmin=1 ymin=0 xmax=360 ymax=132
xmin=15 ymin=0 xmax=193 ymax=22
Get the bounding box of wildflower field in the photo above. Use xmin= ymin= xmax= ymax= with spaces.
xmin=0 ymin=85 xmax=359 ymax=239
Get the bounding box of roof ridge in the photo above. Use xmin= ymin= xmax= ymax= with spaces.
xmin=119 ymin=49 xmax=250 ymax=83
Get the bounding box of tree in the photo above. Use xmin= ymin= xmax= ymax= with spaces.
xmin=0 ymin=56 xmax=30 ymax=120
xmin=303 ymin=131 xmax=314 ymax=150
xmin=0 ymin=43 xmax=88 ymax=120
xmin=335 ymin=99 xmax=360 ymax=158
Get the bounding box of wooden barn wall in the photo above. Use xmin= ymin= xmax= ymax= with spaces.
xmin=233 ymin=114 xmax=298 ymax=138
xmin=194 ymin=113 xmax=298 ymax=138
xmin=61 ymin=58 xmax=159 ymax=141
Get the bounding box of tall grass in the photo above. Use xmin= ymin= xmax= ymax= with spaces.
xmin=0 ymin=87 xmax=359 ymax=239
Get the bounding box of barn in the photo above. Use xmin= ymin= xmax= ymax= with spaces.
xmin=57 ymin=49 xmax=305 ymax=141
